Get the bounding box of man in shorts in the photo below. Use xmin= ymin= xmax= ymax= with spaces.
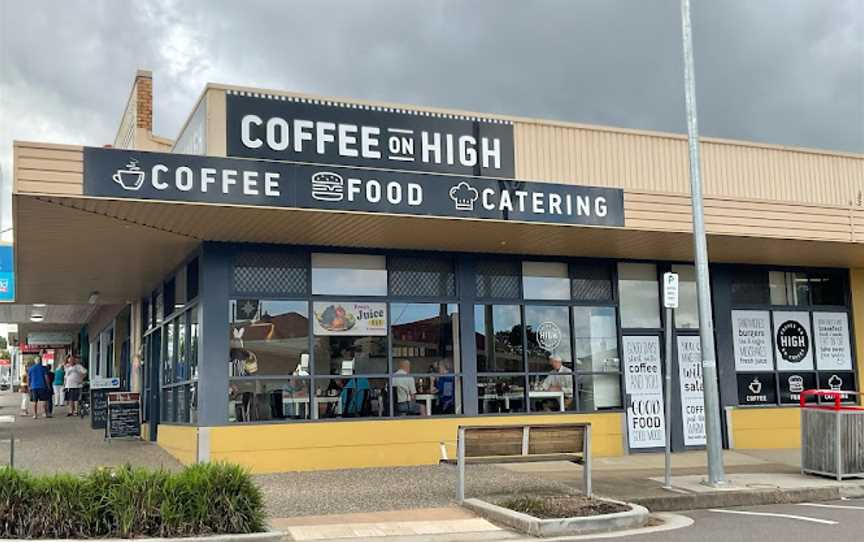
xmin=27 ymin=360 xmax=51 ymax=419
xmin=64 ymin=357 xmax=88 ymax=416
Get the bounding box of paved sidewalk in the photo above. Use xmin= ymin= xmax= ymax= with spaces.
xmin=0 ymin=390 xmax=181 ymax=473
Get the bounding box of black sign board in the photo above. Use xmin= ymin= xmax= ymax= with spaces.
xmin=226 ymin=92 xmax=515 ymax=178
xmin=83 ymin=147 xmax=625 ymax=227
xmin=737 ymin=373 xmax=777 ymax=406
xmin=90 ymin=389 xmax=109 ymax=430
xmin=778 ymin=372 xmax=817 ymax=405
xmin=818 ymin=371 xmax=857 ymax=403
xmin=107 ymin=392 xmax=141 ymax=439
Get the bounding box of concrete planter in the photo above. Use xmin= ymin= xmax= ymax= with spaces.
xmin=0 ymin=531 xmax=284 ymax=542
xmin=463 ymin=497 xmax=650 ymax=538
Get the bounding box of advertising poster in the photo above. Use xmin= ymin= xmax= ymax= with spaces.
xmin=772 ymin=311 xmax=814 ymax=371
xmin=622 ymin=336 xmax=665 ymax=448
xmin=677 ymin=336 xmax=706 ymax=446
xmin=313 ymin=302 xmax=387 ymax=336
xmin=731 ymin=310 xmax=773 ymax=371
xmin=813 ymin=312 xmax=852 ymax=371
xmin=778 ymin=372 xmax=817 ymax=405
xmin=737 ymin=373 xmax=777 ymax=406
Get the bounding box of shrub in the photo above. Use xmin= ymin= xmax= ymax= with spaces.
xmin=0 ymin=463 xmax=266 ymax=539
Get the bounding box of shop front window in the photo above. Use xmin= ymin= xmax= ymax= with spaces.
xmin=523 ymin=262 xmax=570 ymax=301
xmin=618 ymin=263 xmax=660 ymax=328
xmin=390 ymin=303 xmax=461 ymax=416
xmin=312 ymin=253 xmax=387 ymax=296
xmin=672 ymin=265 xmax=699 ymax=329
xmin=475 ymin=305 xmax=523 ymax=373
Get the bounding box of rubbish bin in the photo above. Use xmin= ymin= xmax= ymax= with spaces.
xmin=800 ymin=389 xmax=864 ymax=481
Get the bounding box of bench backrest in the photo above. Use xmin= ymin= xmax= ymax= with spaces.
xmin=461 ymin=423 xmax=588 ymax=458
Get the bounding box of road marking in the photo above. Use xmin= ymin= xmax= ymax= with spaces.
xmin=798 ymin=502 xmax=864 ymax=511
xmin=707 ymin=509 xmax=837 ymax=525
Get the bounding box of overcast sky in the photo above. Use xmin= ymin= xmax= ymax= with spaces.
xmin=0 ymin=0 xmax=862 ymax=231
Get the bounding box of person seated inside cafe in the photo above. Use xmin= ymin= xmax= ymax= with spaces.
xmin=393 ymin=359 xmax=424 ymax=416
xmin=537 ymin=355 xmax=574 ymax=410
xmin=433 ymin=360 xmax=455 ymax=414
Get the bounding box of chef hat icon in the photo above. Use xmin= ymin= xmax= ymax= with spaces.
xmin=449 ymin=181 xmax=479 ymax=211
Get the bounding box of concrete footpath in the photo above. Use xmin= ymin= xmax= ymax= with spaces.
xmin=267 ymin=449 xmax=864 ymax=541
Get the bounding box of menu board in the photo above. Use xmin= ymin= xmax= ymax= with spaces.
xmin=107 ymin=392 xmax=141 ymax=439
xmin=622 ymin=336 xmax=665 ymax=449
xmin=312 ymin=302 xmax=387 ymax=336
xmin=772 ymin=311 xmax=814 ymax=371
xmin=677 ymin=336 xmax=706 ymax=446
xmin=731 ymin=310 xmax=773 ymax=371
xmin=813 ymin=312 xmax=852 ymax=370
xmin=90 ymin=377 xmax=120 ymax=430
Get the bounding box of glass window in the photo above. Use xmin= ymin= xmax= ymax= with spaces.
xmin=163 ymin=321 xmax=174 ymax=385
xmin=229 ymin=300 xmax=310 ymax=376
xmin=571 ymin=263 xmax=613 ymax=301
xmin=176 ymin=314 xmax=188 ymax=382
xmin=163 ymin=279 xmax=176 ymax=318
xmin=175 ymin=266 xmax=187 ymax=310
xmin=522 ymin=262 xmax=570 ymax=300
xmin=577 ymin=374 xmax=623 ymax=411
xmin=810 ymin=272 xmax=846 ymax=305
xmin=234 ymin=251 xmax=308 ymax=296
xmin=475 ymin=305 xmax=524 ymax=372
xmin=154 ymin=291 xmax=164 ymax=325
xmin=478 ymin=375 xmax=526 ymax=414
xmin=618 ymin=263 xmax=660 ymax=328
xmin=770 ymin=271 xmax=809 ymax=306
xmin=189 ymin=309 xmax=199 ymax=380
xmin=672 ymin=265 xmax=699 ymax=329
xmin=391 ymin=303 xmax=460 ymax=373
xmin=525 ymin=305 xmax=572 ymax=372
xmin=229 ymin=378 xmax=311 ymax=422
xmin=573 ymin=307 xmax=620 ymax=372
xmin=312 ymin=253 xmax=387 ymax=296
xmin=730 ymin=268 xmax=770 ymax=305
xmin=314 ymin=377 xmax=388 ymax=418
xmin=313 ymin=336 xmax=387 ymax=375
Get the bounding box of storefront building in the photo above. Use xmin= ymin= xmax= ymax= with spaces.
xmin=10 ymin=71 xmax=864 ymax=472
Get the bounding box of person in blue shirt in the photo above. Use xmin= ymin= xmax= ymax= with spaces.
xmin=27 ymin=360 xmax=51 ymax=419
xmin=433 ymin=361 xmax=456 ymax=414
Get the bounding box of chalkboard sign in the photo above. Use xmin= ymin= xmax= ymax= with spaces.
xmin=107 ymin=392 xmax=141 ymax=439
xmin=89 ymin=377 xmax=120 ymax=430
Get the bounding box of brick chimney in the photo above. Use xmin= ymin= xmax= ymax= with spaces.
xmin=113 ymin=70 xmax=172 ymax=151
xmin=134 ymin=70 xmax=153 ymax=132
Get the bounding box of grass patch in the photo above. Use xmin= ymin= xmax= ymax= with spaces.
xmin=0 ymin=463 xmax=266 ymax=539
xmin=496 ymin=495 xmax=629 ymax=519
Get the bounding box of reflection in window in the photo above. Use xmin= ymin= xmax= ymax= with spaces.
xmin=311 ymin=253 xmax=387 ymax=296
xmin=522 ymin=262 xmax=570 ymax=300
xmin=229 ymin=300 xmax=310 ymax=376
xmin=313 ymin=336 xmax=387 ymax=375
xmin=228 ymin=379 xmax=311 ymax=422
xmin=672 ymin=265 xmax=699 ymax=329
xmin=810 ymin=273 xmax=845 ymax=305
xmin=573 ymin=307 xmax=620 ymax=372
xmin=618 ymin=263 xmax=660 ymax=328
xmin=163 ymin=320 xmax=174 ymax=385
xmin=478 ymin=375 xmax=526 ymax=414
xmin=577 ymin=374 xmax=622 ymax=411
xmin=189 ymin=309 xmax=199 ymax=380
xmin=525 ymin=305 xmax=572 ymax=372
xmin=314 ymin=377 xmax=388 ymax=418
xmin=475 ymin=305 xmax=524 ymax=372
xmin=769 ymin=271 xmax=809 ymax=306
xmin=572 ymin=263 xmax=614 ymax=301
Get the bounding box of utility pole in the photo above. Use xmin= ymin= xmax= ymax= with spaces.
xmin=679 ymin=0 xmax=727 ymax=486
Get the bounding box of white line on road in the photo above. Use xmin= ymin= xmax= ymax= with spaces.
xmin=797 ymin=503 xmax=864 ymax=511
xmin=707 ymin=509 xmax=837 ymax=525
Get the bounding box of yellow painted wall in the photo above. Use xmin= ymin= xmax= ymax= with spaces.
xmin=731 ymin=407 xmax=800 ymax=449
xmin=209 ymin=413 xmax=624 ymax=474
xmin=157 ymin=424 xmax=198 ymax=465
xmin=848 ymin=269 xmax=864 ymax=406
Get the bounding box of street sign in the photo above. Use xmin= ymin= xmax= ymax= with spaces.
xmin=663 ymin=272 xmax=679 ymax=309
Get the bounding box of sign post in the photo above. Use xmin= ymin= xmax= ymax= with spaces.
xmin=662 ymin=272 xmax=679 ymax=489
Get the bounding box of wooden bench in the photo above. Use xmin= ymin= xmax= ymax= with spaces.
xmin=446 ymin=423 xmax=592 ymax=502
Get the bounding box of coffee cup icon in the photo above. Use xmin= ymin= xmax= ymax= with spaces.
xmin=113 ymin=159 xmax=145 ymax=190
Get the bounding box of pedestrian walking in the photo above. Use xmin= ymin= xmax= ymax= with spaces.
xmin=53 ymin=359 xmax=66 ymax=407
xmin=27 ymin=360 xmax=51 ymax=419
xmin=19 ymin=362 xmax=31 ymax=414
xmin=64 ymin=357 xmax=87 ymax=417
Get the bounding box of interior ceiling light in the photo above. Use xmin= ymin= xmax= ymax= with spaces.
xmin=88 ymin=291 xmax=100 ymax=305
xmin=30 ymin=314 xmax=44 ymax=322
xmin=32 ymin=303 xmax=46 ymax=308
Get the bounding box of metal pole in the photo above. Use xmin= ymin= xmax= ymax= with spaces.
xmin=679 ymin=0 xmax=726 ymax=486
xmin=664 ymin=308 xmax=673 ymax=489
xmin=457 ymin=427 xmax=466 ymax=502
xmin=9 ymin=431 xmax=13 ymax=469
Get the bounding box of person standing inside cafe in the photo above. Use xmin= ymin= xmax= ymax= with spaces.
xmin=64 ymin=357 xmax=87 ymax=416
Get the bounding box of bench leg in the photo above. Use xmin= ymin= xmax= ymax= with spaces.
xmin=457 ymin=427 xmax=465 ymax=503
xmin=583 ymin=426 xmax=592 ymax=498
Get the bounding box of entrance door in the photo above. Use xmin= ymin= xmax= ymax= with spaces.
xmin=145 ymin=330 xmax=161 ymax=441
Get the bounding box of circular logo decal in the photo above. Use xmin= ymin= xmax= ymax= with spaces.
xmin=776 ymin=320 xmax=809 ymax=363
xmin=536 ymin=321 xmax=562 ymax=352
